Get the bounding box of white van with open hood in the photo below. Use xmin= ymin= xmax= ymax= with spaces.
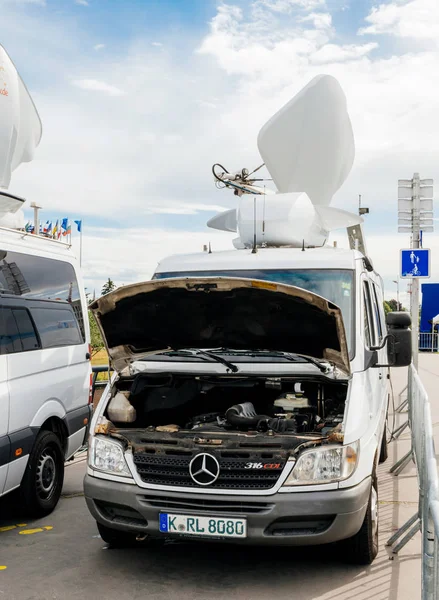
xmin=85 ymin=268 xmax=411 ymax=564
xmin=84 ymin=74 xmax=412 ymax=564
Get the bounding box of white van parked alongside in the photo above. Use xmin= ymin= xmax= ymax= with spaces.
xmin=0 ymin=224 xmax=92 ymax=516
xmin=0 ymin=44 xmax=92 ymax=516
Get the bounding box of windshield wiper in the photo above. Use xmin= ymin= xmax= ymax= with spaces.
xmin=195 ymin=350 xmax=239 ymax=373
xmin=160 ymin=349 xmax=239 ymax=373
xmin=226 ymin=350 xmax=331 ymax=374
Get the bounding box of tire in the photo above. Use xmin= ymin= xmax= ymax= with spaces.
xmin=341 ymin=472 xmax=379 ymax=565
xmin=20 ymin=430 xmax=65 ymax=518
xmin=96 ymin=521 xmax=138 ymax=548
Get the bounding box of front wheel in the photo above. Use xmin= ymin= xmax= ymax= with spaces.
xmin=96 ymin=522 xmax=139 ymax=548
xmin=341 ymin=473 xmax=379 ymax=565
xmin=20 ymin=430 xmax=65 ymax=517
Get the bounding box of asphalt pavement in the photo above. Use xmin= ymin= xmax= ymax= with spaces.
xmin=1 ymin=356 xmax=437 ymax=600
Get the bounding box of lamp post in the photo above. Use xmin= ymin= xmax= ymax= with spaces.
xmin=30 ymin=201 xmax=42 ymax=235
xmin=393 ymin=279 xmax=400 ymax=311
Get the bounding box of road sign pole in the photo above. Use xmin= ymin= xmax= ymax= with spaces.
xmin=411 ymin=173 xmax=420 ymax=370
xmin=398 ymin=173 xmax=433 ymax=368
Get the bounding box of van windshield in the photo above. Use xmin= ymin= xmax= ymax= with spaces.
xmin=154 ymin=269 xmax=354 ymax=355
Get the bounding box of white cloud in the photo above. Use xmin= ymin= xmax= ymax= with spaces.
xmin=71 ymin=78 xmax=125 ymax=96
xmin=5 ymin=0 xmax=439 ymax=300
xmin=81 ymin=227 xmax=236 ymax=292
xmin=310 ymin=42 xmax=378 ymax=64
xmin=199 ymin=100 xmax=218 ymax=109
xmin=255 ymin=0 xmax=326 ymax=12
xmin=75 ymin=0 xmax=89 ymax=6
xmin=93 ymin=43 xmax=105 ymax=51
xmin=359 ymin=0 xmax=439 ymax=42
xmin=151 ymin=42 xmax=163 ymax=47
xmin=299 ymin=12 xmax=332 ymax=29
xmin=143 ymin=203 xmax=228 ymax=215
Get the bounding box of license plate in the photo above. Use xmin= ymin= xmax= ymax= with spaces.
xmin=159 ymin=513 xmax=247 ymax=538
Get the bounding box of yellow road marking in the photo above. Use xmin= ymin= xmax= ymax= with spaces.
xmin=18 ymin=526 xmax=53 ymax=535
xmin=0 ymin=566 xmax=7 ymax=570
xmin=0 ymin=523 xmax=27 ymax=533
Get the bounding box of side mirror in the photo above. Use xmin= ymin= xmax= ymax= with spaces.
xmin=386 ymin=311 xmax=412 ymax=367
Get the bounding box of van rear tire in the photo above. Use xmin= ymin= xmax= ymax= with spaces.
xmin=20 ymin=430 xmax=65 ymax=517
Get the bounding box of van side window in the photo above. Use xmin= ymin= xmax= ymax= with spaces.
xmin=0 ymin=307 xmax=39 ymax=354
xmin=0 ymin=249 xmax=85 ymax=341
xmin=31 ymin=307 xmax=82 ymax=349
xmin=363 ymin=282 xmax=378 ymax=348
xmin=12 ymin=309 xmax=40 ymax=351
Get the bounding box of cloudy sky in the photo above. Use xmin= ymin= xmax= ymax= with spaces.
xmin=2 ymin=0 xmax=439 ymax=305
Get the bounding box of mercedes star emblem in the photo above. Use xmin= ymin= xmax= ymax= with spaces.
xmin=189 ymin=453 xmax=220 ymax=486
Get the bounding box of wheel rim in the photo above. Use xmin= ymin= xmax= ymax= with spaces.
xmin=371 ymin=483 xmax=379 ymax=548
xmin=36 ymin=447 xmax=58 ymax=501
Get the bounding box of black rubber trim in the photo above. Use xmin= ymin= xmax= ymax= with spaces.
xmin=0 ymin=435 xmax=10 ymax=467
xmin=63 ymin=405 xmax=91 ymax=436
xmin=8 ymin=427 xmax=38 ymax=463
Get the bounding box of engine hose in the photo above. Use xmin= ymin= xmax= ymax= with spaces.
xmin=225 ymin=403 xmax=265 ymax=429
xmin=225 ymin=402 xmax=297 ymax=433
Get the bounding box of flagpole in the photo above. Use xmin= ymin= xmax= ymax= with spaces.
xmin=80 ymin=221 xmax=83 ymax=266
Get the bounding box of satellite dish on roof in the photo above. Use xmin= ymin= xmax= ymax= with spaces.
xmin=209 ymin=74 xmax=362 ymax=249
xmin=257 ymin=75 xmax=355 ymax=205
xmin=0 ymin=44 xmax=42 ymax=190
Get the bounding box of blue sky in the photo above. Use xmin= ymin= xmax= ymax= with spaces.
xmin=2 ymin=0 xmax=439 ymax=301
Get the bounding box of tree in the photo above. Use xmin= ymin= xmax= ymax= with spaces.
xmin=101 ymin=278 xmax=116 ymax=296
xmin=385 ymin=298 xmax=407 ymax=312
xmin=383 ymin=301 xmax=392 ymax=315
xmin=89 ymin=311 xmax=104 ymax=355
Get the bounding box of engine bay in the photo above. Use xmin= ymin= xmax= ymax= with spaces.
xmin=102 ymin=373 xmax=348 ymax=443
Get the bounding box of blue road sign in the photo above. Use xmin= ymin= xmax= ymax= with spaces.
xmin=401 ymin=248 xmax=430 ymax=278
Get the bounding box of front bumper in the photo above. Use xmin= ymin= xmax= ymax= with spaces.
xmin=84 ymin=474 xmax=371 ymax=546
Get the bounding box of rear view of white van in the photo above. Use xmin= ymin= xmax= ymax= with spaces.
xmin=0 ymin=231 xmax=92 ymax=516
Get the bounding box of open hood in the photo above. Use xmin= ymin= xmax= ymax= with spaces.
xmin=90 ymin=277 xmax=350 ymax=375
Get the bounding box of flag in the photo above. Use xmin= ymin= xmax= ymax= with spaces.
xmin=24 ymin=221 xmax=31 ymax=232
xmin=39 ymin=222 xmax=43 ymax=234
xmin=74 ymin=220 xmax=82 ymax=233
xmin=63 ymin=221 xmax=71 ymax=236
xmin=61 ymin=218 xmax=68 ymax=235
xmin=53 ymin=220 xmax=58 ymax=238
xmin=43 ymin=220 xmax=50 ymax=234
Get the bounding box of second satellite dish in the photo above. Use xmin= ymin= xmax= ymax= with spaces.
xmin=0 ymin=44 xmax=42 ymax=190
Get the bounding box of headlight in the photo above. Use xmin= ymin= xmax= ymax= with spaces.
xmin=283 ymin=442 xmax=359 ymax=486
xmin=89 ymin=436 xmax=131 ymax=477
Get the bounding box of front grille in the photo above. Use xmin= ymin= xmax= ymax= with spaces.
xmin=140 ymin=494 xmax=274 ymax=514
xmin=133 ymin=452 xmax=285 ymax=490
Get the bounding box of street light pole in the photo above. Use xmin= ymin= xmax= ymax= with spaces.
xmin=393 ymin=279 xmax=400 ymax=311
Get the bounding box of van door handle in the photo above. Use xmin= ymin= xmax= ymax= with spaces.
xmin=379 ymin=372 xmax=383 ymax=380
xmin=86 ymin=352 xmax=91 ymax=360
